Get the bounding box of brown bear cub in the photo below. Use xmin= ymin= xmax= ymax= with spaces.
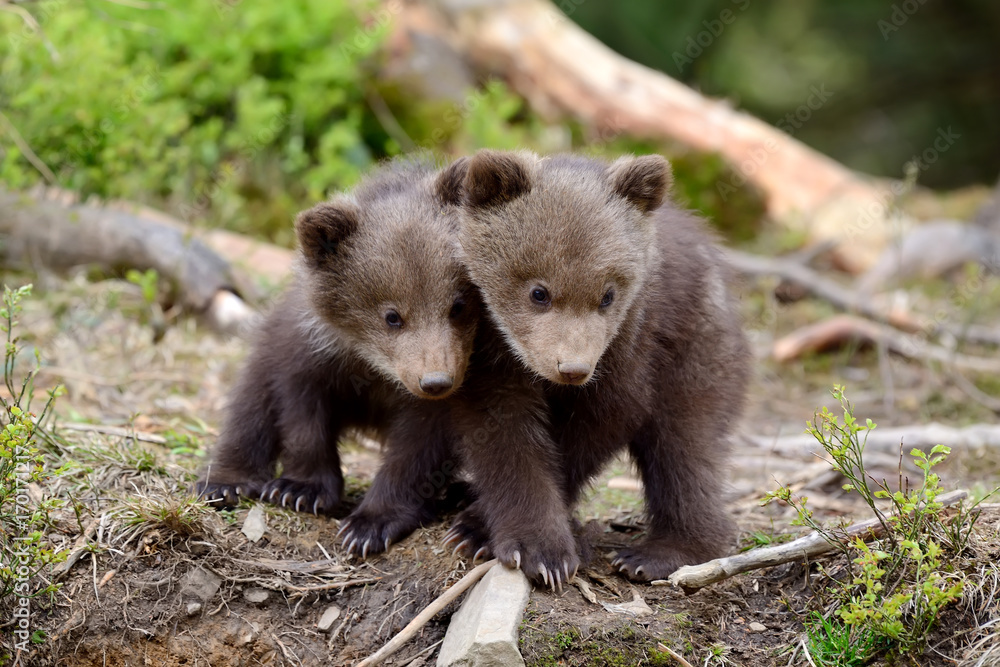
xmin=445 ymin=150 xmax=751 ymax=586
xmin=197 ymin=157 xmax=478 ymax=557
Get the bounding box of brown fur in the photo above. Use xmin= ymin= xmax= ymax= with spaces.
xmin=447 ymin=150 xmax=751 ymax=584
xmin=197 ymin=157 xmax=479 ymax=557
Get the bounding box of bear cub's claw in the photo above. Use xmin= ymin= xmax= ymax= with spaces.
xmin=612 ymin=542 xmax=709 ymax=582
xmin=447 ymin=506 xmax=580 ymax=591
xmin=338 ymin=507 xmax=427 ymax=558
xmin=493 ymin=532 xmax=579 ymax=592
xmin=259 ymin=477 xmax=340 ymax=516
xmin=196 ymin=480 xmax=261 ymax=508
xmin=444 ymin=508 xmax=493 ymax=562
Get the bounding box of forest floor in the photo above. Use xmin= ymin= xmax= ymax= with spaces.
xmin=3 ymin=256 xmax=1000 ymax=667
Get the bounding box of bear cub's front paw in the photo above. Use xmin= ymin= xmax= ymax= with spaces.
xmin=338 ymin=505 xmax=429 ymax=558
xmin=612 ymin=538 xmax=721 ymax=581
xmin=260 ymin=476 xmax=341 ymax=515
xmin=443 ymin=507 xmax=493 ymax=562
xmin=196 ymin=480 xmax=262 ymax=507
xmin=493 ymin=525 xmax=580 ymax=592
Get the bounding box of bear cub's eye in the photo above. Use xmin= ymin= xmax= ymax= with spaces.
xmin=385 ymin=310 xmax=403 ymax=328
xmin=449 ymin=297 xmax=466 ymax=319
xmin=600 ymin=289 xmax=615 ymax=309
xmin=529 ymin=286 xmax=551 ymax=306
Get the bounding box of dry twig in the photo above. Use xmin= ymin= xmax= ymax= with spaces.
xmin=656 ymin=642 xmax=695 ymax=667
xmin=53 ymin=517 xmax=100 ymax=580
xmin=771 ymin=315 xmax=1000 ymax=372
xmin=356 ymin=559 xmax=498 ymax=667
xmin=57 ymin=422 xmax=168 ymax=445
xmin=740 ymin=424 xmax=1000 ymax=458
xmin=667 ymin=489 xmax=967 ymax=593
xmin=728 ymin=248 xmax=1000 ymax=346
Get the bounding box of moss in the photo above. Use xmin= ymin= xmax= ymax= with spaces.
xmin=521 ymin=621 xmax=674 ymax=667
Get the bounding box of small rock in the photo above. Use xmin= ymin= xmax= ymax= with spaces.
xmin=437 ymin=565 xmax=531 ymax=667
xmin=317 ymin=605 xmax=342 ymax=631
xmin=186 ymin=602 xmax=202 ymax=616
xmin=748 ymin=622 xmax=767 ymax=633
xmin=242 ymin=505 xmax=267 ymax=542
xmin=243 ymin=587 xmax=270 ymax=605
xmin=179 ymin=567 xmax=222 ymax=602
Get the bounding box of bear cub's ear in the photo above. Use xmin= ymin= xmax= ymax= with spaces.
xmin=295 ymin=200 xmax=359 ymax=267
xmin=434 ymin=157 xmax=470 ymax=206
xmin=608 ymin=154 xmax=673 ymax=214
xmin=464 ymin=149 xmax=532 ymax=209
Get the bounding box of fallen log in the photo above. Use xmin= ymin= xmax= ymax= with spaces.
xmin=406 ymin=0 xmax=894 ymax=271
xmin=0 ymin=189 xmax=259 ymax=335
xmin=667 ymin=489 xmax=968 ymax=593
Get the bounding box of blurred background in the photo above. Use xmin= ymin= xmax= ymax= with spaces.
xmin=2 ymin=0 xmax=997 ymax=246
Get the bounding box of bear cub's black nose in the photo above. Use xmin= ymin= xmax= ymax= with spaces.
xmin=557 ymin=362 xmax=591 ymax=383
xmin=419 ymin=372 xmax=454 ymax=396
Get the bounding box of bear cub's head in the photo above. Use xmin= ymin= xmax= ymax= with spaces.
xmin=459 ymin=150 xmax=671 ymax=386
xmin=296 ymin=158 xmax=478 ymax=400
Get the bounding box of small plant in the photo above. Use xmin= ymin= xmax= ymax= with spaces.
xmin=0 ymin=285 xmax=66 ymax=652
xmin=125 ymin=268 xmax=166 ymax=341
xmin=703 ymin=642 xmax=734 ymax=666
xmin=113 ymin=494 xmax=207 ymax=540
xmin=764 ymin=386 xmax=975 ymax=662
xmin=739 ymin=526 xmax=793 ymax=552
xmin=805 ymin=611 xmax=887 ymax=667
xmin=124 ymin=269 xmax=159 ymax=308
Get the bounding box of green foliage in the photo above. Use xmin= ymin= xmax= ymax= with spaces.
xmin=764 ymin=386 xmax=979 ymax=662
xmin=0 ymin=0 xmax=386 ymax=244
xmin=739 ymin=527 xmax=793 ymax=552
xmin=1 ymin=2 xmax=766 ymax=247
xmin=124 ymin=269 xmax=159 ymax=307
xmin=0 ymin=285 xmax=66 ymax=611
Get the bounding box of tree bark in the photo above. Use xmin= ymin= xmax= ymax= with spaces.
xmin=0 ymin=189 xmax=261 ymax=334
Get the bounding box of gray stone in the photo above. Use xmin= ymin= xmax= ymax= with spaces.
xmin=317 ymin=605 xmax=342 ymax=631
xmin=241 ymin=505 xmax=267 ymax=542
xmin=437 ymin=566 xmax=531 ymax=667
xmin=186 ymin=602 xmax=202 ymax=616
xmin=179 ymin=567 xmax=222 ymax=602
xmin=243 ymin=587 xmax=270 ymax=605
xmin=748 ymin=622 xmax=767 ymax=633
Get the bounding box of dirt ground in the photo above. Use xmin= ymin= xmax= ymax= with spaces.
xmin=4 ymin=265 xmax=1000 ymax=666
